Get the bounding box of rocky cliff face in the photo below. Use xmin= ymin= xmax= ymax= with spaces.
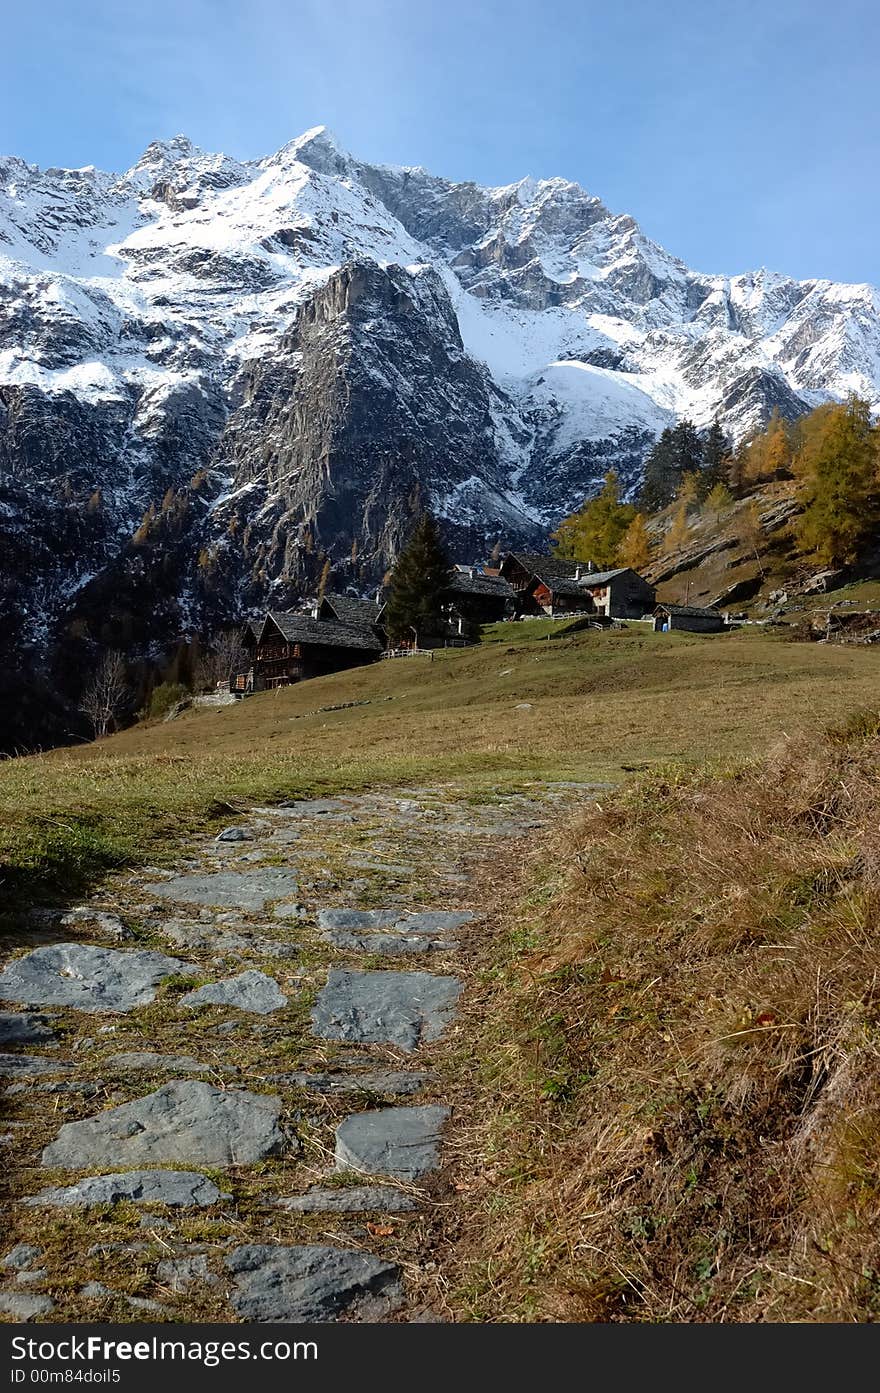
xmin=1 ymin=126 xmax=878 ymax=744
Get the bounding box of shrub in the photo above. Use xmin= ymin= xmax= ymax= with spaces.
xmin=143 ymin=681 xmax=189 ymax=721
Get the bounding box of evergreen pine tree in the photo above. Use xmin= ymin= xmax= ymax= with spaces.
xmin=702 ymin=419 xmax=732 ymax=491
xmin=671 ymin=419 xmax=703 ymax=476
xmin=384 ymin=513 xmax=453 ymax=645
xmin=639 ymin=428 xmax=681 ymax=512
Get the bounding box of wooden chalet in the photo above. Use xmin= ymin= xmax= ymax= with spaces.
xmin=653 ymin=602 xmax=725 ymax=633
xmin=576 ymin=567 xmax=655 ymax=619
xmin=500 ymin=554 xmax=655 ymax=620
xmin=500 ymin=553 xmax=593 ymax=616
xmin=445 ymin=568 xmax=516 ymax=628
xmin=232 ymin=611 xmax=383 ymax=692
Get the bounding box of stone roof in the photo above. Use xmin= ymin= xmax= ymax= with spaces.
xmin=447 ymin=572 xmax=516 ymax=599
xmin=577 ymin=568 xmax=630 ymax=588
xmin=320 ymin=592 xmax=385 ymax=628
xmin=264 ymin=613 xmax=384 ymax=652
xmin=503 ymin=554 xmax=635 ymax=596
xmin=654 ymin=603 xmax=722 ymax=619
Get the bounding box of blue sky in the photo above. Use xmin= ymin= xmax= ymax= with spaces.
xmin=3 ymin=0 xmax=878 ymax=283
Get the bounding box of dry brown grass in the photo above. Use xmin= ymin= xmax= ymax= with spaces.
xmin=4 ymin=625 xmax=880 ymax=910
xmin=452 ymin=711 xmax=880 ymax=1321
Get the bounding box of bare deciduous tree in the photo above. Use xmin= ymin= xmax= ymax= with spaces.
xmin=79 ymin=651 xmax=130 ymax=739
xmin=194 ymin=629 xmax=247 ymax=691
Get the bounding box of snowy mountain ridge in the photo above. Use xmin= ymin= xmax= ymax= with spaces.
xmin=3 ymin=127 xmax=877 ymax=482
xmin=1 ymin=126 xmax=878 ymax=745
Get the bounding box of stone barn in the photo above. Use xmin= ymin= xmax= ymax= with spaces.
xmin=653 ymin=603 xmax=725 ymax=633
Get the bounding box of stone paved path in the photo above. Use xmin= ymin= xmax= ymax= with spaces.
xmin=0 ymin=782 xmax=593 ymax=1322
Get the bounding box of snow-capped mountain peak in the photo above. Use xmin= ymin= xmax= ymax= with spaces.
xmin=1 ymin=127 xmax=878 ymax=740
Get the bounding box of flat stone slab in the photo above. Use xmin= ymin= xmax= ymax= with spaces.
xmin=0 ymin=1012 xmax=56 ymax=1046
xmin=104 ymin=1052 xmax=209 ymax=1074
xmin=311 ymin=969 xmax=462 ymax=1051
xmin=226 ymin=1244 xmax=403 ymax=1322
xmin=321 ymin=929 xmax=452 ymax=955
xmin=41 ymin=1080 xmax=283 ymax=1169
xmin=0 ymin=1292 xmax=54 ymax=1320
xmin=285 ymin=1071 xmax=429 ymax=1096
xmin=0 ymin=943 xmax=193 ymax=1013
xmin=277 ymin=1185 xmax=419 ymax=1213
xmin=318 ymin=910 xmax=399 ymax=931
xmin=318 ymin=909 xmax=472 ymax=934
xmin=181 ymin=971 xmax=287 ymax=1015
xmin=318 ymin=908 xmax=472 ymax=955
xmin=142 ymin=869 xmax=299 ymax=912
xmin=0 ymin=1053 xmax=64 ymax=1077
xmin=24 ymin=1169 xmax=224 ymax=1208
xmin=159 ymin=921 xmax=299 ymax=958
xmin=335 ymin=1105 xmax=450 ymax=1180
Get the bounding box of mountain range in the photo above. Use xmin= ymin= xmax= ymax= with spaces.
xmin=1 ymin=125 xmax=878 ymax=743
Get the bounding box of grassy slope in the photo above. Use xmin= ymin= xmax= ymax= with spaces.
xmin=2 ymin=621 xmax=880 ymax=903
xmin=3 ymin=618 xmax=880 ymax=1321
xmin=454 ymin=714 xmax=880 ymax=1322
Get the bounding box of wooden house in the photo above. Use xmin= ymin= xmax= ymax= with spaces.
xmin=500 ymin=554 xmax=595 ymax=616
xmin=576 ymin=568 xmax=656 ymax=619
xmin=232 ymin=611 xmax=383 ymax=692
xmin=653 ymin=603 xmax=725 ymax=633
xmin=445 ymin=568 xmax=516 ymax=628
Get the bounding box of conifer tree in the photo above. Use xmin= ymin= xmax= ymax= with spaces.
xmin=705 ymin=481 xmax=734 ymax=524
xmin=553 ymin=471 xmax=635 ymax=568
xmin=794 ymin=396 xmax=880 ymax=563
xmin=764 ymin=409 xmax=791 ymax=478
xmin=671 ymin=419 xmax=703 ymax=477
xmin=702 ymin=419 xmax=732 ymax=491
xmin=384 ymin=513 xmax=452 ymax=645
xmin=618 ymin=512 xmax=652 ymax=571
xmin=678 ymin=471 xmax=701 ymax=507
xmin=639 ymin=428 xmax=681 ymax=512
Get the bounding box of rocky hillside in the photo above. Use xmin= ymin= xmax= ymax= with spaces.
xmin=1 ymin=125 xmax=879 ymax=743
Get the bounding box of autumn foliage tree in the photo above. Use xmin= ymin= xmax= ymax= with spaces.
xmin=553 ymin=470 xmax=636 ymax=569
xmin=665 ymin=500 xmax=690 ymax=554
xmin=737 ymin=409 xmax=792 ymax=488
xmin=618 ymin=512 xmax=652 ymax=571
xmin=793 ymin=396 xmax=880 ymax=563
